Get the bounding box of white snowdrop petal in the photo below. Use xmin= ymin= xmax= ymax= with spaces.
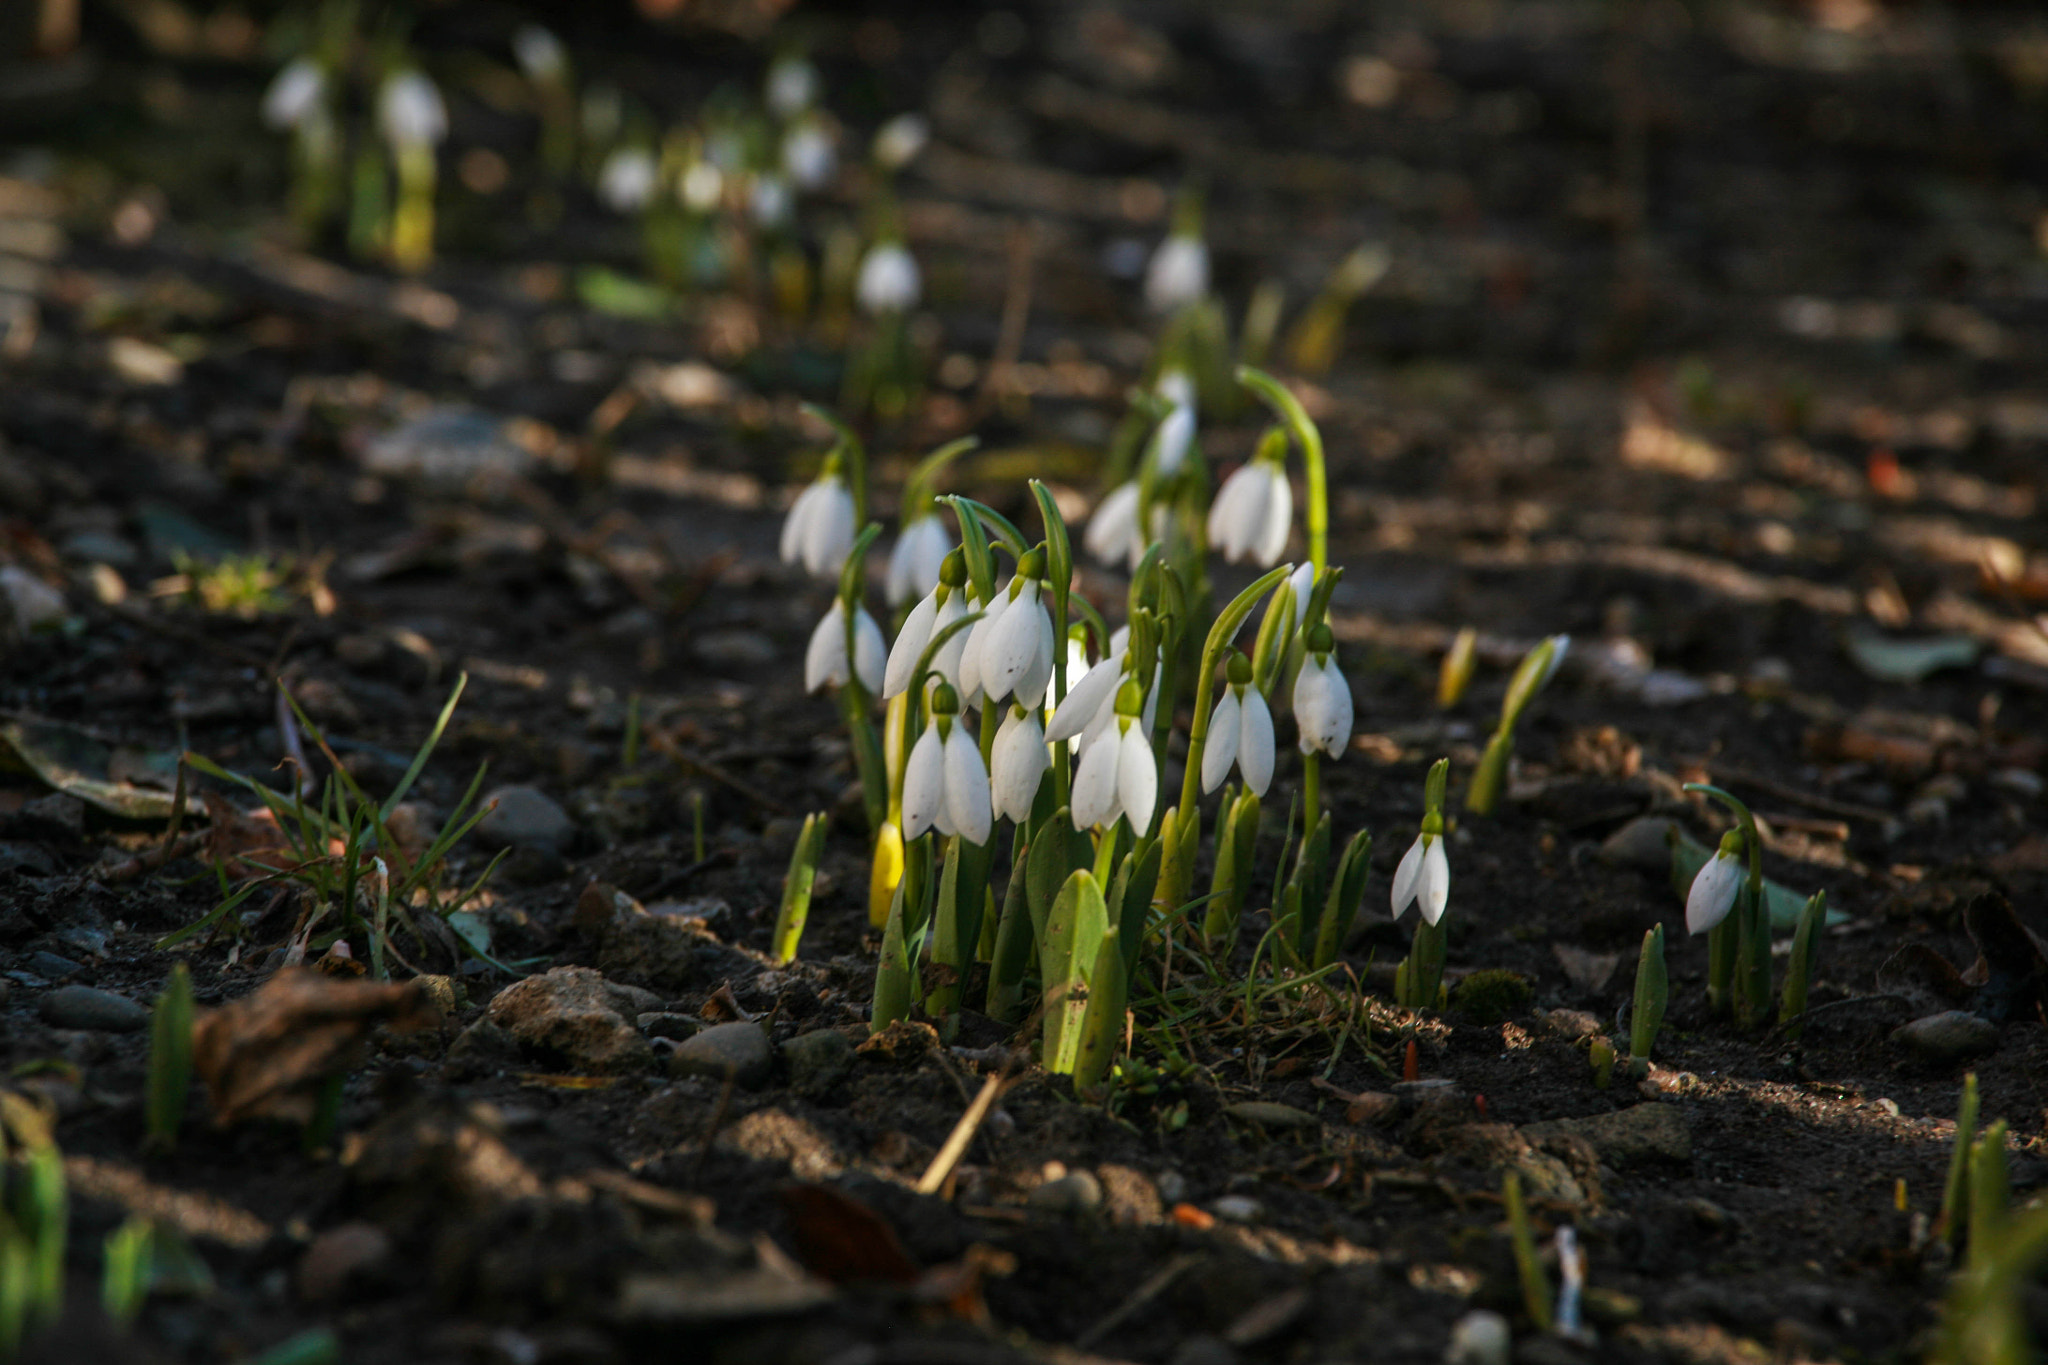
xmin=805 ymin=481 xmax=856 ymax=578
xmin=1391 ymin=836 xmax=1424 ymax=919
xmin=1201 ymin=690 xmax=1241 ymax=794
xmin=1150 ymin=403 xmax=1196 ymax=479
xmin=1238 ymin=689 xmax=1275 ymax=796
xmin=1117 ymin=724 xmax=1157 ymax=835
xmin=1084 ymin=483 xmax=1141 ymax=566
xmin=992 ymin=710 xmax=1049 ymax=823
xmin=883 ymin=592 xmax=938 ymax=699
xmin=1286 ymin=561 xmax=1316 ymax=632
xmin=779 ymin=480 xmax=819 ymax=565
xmin=1420 ymin=838 xmax=1451 ymax=927
xmin=1014 ymin=605 xmax=1055 ymax=710
xmin=1686 ymin=852 xmax=1743 ymax=935
xmin=930 ymin=595 xmax=970 ymax=690
xmin=857 ymin=243 xmax=921 ymax=314
xmin=1251 ymin=466 xmax=1293 ymax=567
xmin=1046 ymin=657 xmax=1120 ymax=743
xmin=956 ymin=588 xmax=1010 ymax=705
xmin=1071 ymin=736 xmax=1121 ymax=830
xmin=902 ymin=725 xmax=946 ymax=839
xmin=982 ymin=584 xmax=1043 ymax=702
xmin=1145 ymin=235 xmax=1209 ymax=312
xmin=264 ymin=59 xmax=326 ymax=130
xmin=804 ymin=603 xmax=844 ymax=693
xmin=944 ymin=725 xmax=993 ymax=846
xmin=852 ymin=608 xmax=887 ymax=694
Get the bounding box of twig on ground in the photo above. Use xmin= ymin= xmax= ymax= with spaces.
xmin=916 ymin=1070 xmax=1010 ymax=1197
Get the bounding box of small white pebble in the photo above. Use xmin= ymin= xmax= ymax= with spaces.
xmin=1446 ymin=1310 xmax=1511 ymax=1365
xmin=1211 ymin=1194 xmax=1262 ymax=1223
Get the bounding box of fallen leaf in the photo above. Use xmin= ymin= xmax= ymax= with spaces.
xmin=0 ymin=719 xmax=197 ymax=821
xmin=192 ymin=970 xmax=441 ymax=1126
xmin=777 ymin=1183 xmax=920 ymax=1285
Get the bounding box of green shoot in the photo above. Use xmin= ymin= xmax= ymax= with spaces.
xmin=1503 ymin=1170 xmax=1552 ymax=1330
xmin=771 ymin=812 xmax=827 ymax=966
xmin=145 ymin=963 xmax=195 ymax=1152
xmin=1628 ymin=924 xmax=1667 ymax=1075
xmin=1940 ymin=1073 xmax=1981 ymax=1247
xmin=102 ymin=1217 xmax=153 ymax=1327
xmin=1465 ymin=633 xmax=1566 ymax=816
xmin=1073 ymin=929 xmax=1128 ymax=1098
xmin=1779 ymin=890 xmax=1825 ymax=1038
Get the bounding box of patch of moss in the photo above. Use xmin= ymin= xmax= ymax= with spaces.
xmin=1451 ymin=968 xmax=1532 ymax=1024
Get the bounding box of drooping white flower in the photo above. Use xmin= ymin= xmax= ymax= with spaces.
xmin=1284 ymin=561 xmax=1316 ymax=632
xmin=991 ymin=705 xmax=1051 ymax=824
xmin=1076 ymin=661 xmax=1158 ymax=759
xmin=597 ymin=148 xmax=657 ymax=213
xmin=954 ymin=581 xmax=1009 ymax=707
xmin=1071 ymin=692 xmax=1157 ymax=833
xmin=1391 ymin=832 xmax=1450 ymax=926
xmin=1148 ymin=398 xmax=1197 ymax=480
xmin=902 ymin=690 xmax=992 ymax=845
xmin=804 ymin=599 xmax=885 ymax=694
xmin=856 ymin=241 xmax=920 ymax=315
xmin=1208 ymin=457 xmax=1292 ymax=567
xmin=1200 ymin=684 xmax=1276 ymax=797
xmin=1083 ymin=484 xmax=1140 ymax=570
xmin=782 ymin=119 xmax=837 ymax=190
xmin=378 ymin=70 xmax=447 ymax=149
xmin=1293 ymin=639 xmax=1352 ymax=758
xmin=513 ymin=25 xmax=567 ymax=82
xmin=263 ymin=58 xmax=326 ymax=131
xmin=1045 ymin=651 xmax=1122 ymax=745
xmin=886 ymin=515 xmax=951 ymax=607
xmin=779 ymin=473 xmax=856 ymax=579
xmin=766 ymin=54 xmax=820 ymax=119
xmin=872 ymin=113 xmax=929 ymax=170
xmin=884 ymin=581 xmax=971 ymax=699
xmin=1144 ymin=233 xmax=1208 ymax=312
xmin=972 ymin=577 xmax=1054 ymax=710
xmin=1050 ymin=632 xmax=1091 ymax=709
xmin=1685 ymin=846 xmax=1744 ymax=935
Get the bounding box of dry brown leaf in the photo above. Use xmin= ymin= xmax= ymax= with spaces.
xmin=192 ymin=969 xmax=441 ymax=1126
xmin=777 ymin=1182 xmax=920 ymax=1286
xmin=200 ymin=792 xmax=347 ymax=881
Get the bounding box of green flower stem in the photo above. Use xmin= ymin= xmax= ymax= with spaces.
xmin=803 ymin=403 xmax=868 ymax=527
xmin=1176 ymin=564 xmax=1295 ymax=817
xmin=1237 ymin=366 xmax=1327 ymax=573
xmin=390 ymin=141 xmax=437 ymax=273
xmin=904 ymin=436 xmax=978 ymax=520
xmin=1302 ymin=752 xmax=1321 ymax=833
xmin=1032 ymin=480 xmax=1074 ymax=808
xmin=1685 ymin=782 xmax=1771 ymax=1025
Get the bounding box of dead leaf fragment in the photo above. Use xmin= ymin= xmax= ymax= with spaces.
xmin=192 ymin=969 xmax=441 ymax=1126
xmin=777 ymin=1182 xmax=920 ymax=1285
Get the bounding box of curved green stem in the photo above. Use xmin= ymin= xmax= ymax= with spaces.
xmin=803 ymin=403 xmax=868 ymax=528
xmin=904 ymin=436 xmax=978 ymax=520
xmin=1032 ymin=480 xmax=1074 ymax=809
xmin=1237 ymin=366 xmax=1327 ymax=573
xmin=1177 ymin=564 xmax=1294 ymax=816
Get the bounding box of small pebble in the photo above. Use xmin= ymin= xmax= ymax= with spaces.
xmin=38 ymin=985 xmax=148 ymax=1032
xmin=1028 ymin=1171 xmax=1103 ymax=1215
xmin=669 ymin=1020 xmax=773 ymax=1089
xmin=1211 ymin=1194 xmax=1262 ymax=1224
xmin=1156 ymin=1170 xmax=1187 ymax=1204
xmin=1891 ymin=1011 xmax=1999 ymax=1064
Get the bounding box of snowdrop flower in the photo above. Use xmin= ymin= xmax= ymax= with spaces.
xmin=750 ymin=173 xmax=793 ymax=230
xmin=782 ymin=119 xmax=837 ymax=190
xmin=1083 ymin=482 xmax=1147 ymax=570
xmin=1077 ymin=656 xmax=1158 ymax=759
xmin=680 ymin=161 xmax=724 ymax=213
xmin=1208 ymin=448 xmax=1292 ymax=567
xmin=263 ymin=58 xmax=326 ymax=131
xmin=857 ymin=240 xmax=921 ymax=315
xmin=1144 ymin=232 xmax=1208 ymax=312
xmin=1283 ymin=561 xmax=1316 ymax=632
xmin=1293 ymin=625 xmax=1352 ymax=757
xmin=1148 ymin=390 xmax=1197 ymax=480
xmin=872 ymin=113 xmax=929 ymax=171
xmin=962 ymin=556 xmax=1054 ymax=710
xmin=378 ymin=70 xmax=447 ymax=149
xmin=1200 ymin=654 xmax=1276 ymax=797
xmin=886 ymin=514 xmax=951 ymax=607
xmin=902 ymin=684 xmax=992 ymax=845
xmin=1685 ymin=834 xmax=1745 ymax=935
xmin=766 ymin=54 xmax=820 ymax=119
xmin=884 ymin=554 xmax=971 ymax=699
xmin=1391 ymin=828 xmax=1450 ymax=926
xmin=804 ymin=598 xmax=885 ymax=694
xmin=1050 ymin=629 xmax=1091 ymax=709
xmin=1072 ymin=681 xmax=1157 ymax=833
xmin=513 ymin=25 xmax=567 ymax=82
xmin=991 ymin=704 xmax=1051 ymax=824
xmin=779 ymin=469 xmax=856 ymax=580
xmin=1046 ymin=642 xmax=1121 ymax=742
xmin=597 ymin=148 xmax=657 ymax=213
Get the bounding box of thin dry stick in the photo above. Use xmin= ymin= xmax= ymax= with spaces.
xmin=916 ymin=1071 xmax=1009 ymax=1196
xmin=1074 ymin=1253 xmax=1201 ymax=1350
xmin=976 ymin=220 xmax=1037 ymax=416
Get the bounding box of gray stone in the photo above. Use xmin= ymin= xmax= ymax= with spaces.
xmin=361 ymin=407 xmax=534 ymax=486
xmin=1212 ymin=1194 xmax=1263 ymax=1223
xmin=27 ymin=952 xmax=80 ymax=980
xmin=474 ymin=786 xmax=574 ymax=856
xmin=1599 ymin=816 xmax=1680 ymax=872
xmin=38 ymin=985 xmax=147 ymax=1032
xmin=1522 ymin=1104 xmax=1691 ymax=1165
xmin=780 ymin=1028 xmax=854 ymax=1095
xmin=669 ymin=1021 xmax=772 ymax=1088
xmin=1168 ymin=1337 xmax=1239 ymax=1365
xmin=1892 ymin=1011 xmax=1999 ymax=1063
xmin=639 ymin=1012 xmax=702 ymax=1041
xmin=1028 ymin=1171 xmax=1103 ymax=1215
xmin=484 ymin=967 xmax=651 ymax=1073
xmin=604 ymin=981 xmax=664 ymax=1017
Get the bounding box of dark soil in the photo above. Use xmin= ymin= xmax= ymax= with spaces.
xmin=3 ymin=2 xmax=2048 ymax=1363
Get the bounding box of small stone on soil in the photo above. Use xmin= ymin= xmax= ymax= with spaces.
xmin=1028 ymin=1170 xmax=1103 ymax=1215
xmin=1890 ymin=1011 xmax=1998 ymax=1063
xmin=1446 ymin=1310 xmax=1511 ymax=1365
xmin=38 ymin=985 xmax=148 ymax=1032
xmin=780 ymin=1028 xmax=854 ymax=1095
xmin=670 ymin=1021 xmax=773 ymax=1088
xmin=484 ymin=966 xmax=652 ymax=1073
xmin=475 ymin=785 xmax=574 ymax=855
xmin=1212 ymin=1194 xmax=1263 ymax=1223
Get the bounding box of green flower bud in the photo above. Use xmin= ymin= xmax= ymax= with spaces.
xmin=930 ymin=681 xmax=960 ymax=715
xmin=1225 ymin=650 xmax=1252 ymax=687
